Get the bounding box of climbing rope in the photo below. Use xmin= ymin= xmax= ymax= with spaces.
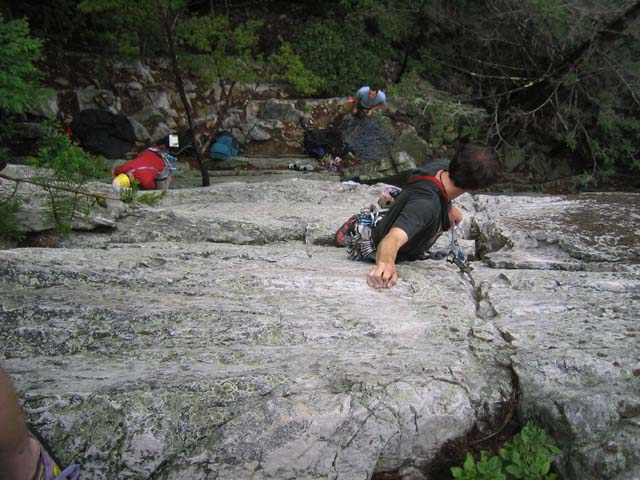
xmin=341 ymin=116 xmax=394 ymax=162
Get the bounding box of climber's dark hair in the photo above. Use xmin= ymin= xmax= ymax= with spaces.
xmin=449 ymin=144 xmax=501 ymax=190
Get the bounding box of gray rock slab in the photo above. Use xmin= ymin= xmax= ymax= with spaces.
xmin=0 ymin=164 xmax=127 ymax=233
xmin=2 ymin=180 xmax=639 ymax=480
xmin=473 ymin=193 xmax=640 ymax=480
xmin=1 ymin=241 xmax=510 ymax=479
xmin=215 ymin=156 xmax=317 ymax=170
xmin=475 ymin=193 xmax=640 ymax=270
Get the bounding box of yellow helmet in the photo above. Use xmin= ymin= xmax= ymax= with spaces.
xmin=112 ymin=173 xmax=131 ymax=190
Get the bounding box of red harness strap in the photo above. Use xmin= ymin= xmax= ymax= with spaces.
xmin=407 ymin=175 xmax=449 ymax=203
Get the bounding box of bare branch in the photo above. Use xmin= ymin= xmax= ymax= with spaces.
xmin=600 ymin=53 xmax=640 ymax=108
xmin=493 ymin=100 xmax=512 ymax=149
xmin=426 ymin=54 xmax=532 ymax=82
xmin=0 ymin=173 xmax=121 ymax=201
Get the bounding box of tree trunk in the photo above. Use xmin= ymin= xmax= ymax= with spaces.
xmin=162 ymin=9 xmax=210 ymax=187
xmin=200 ymin=80 xmax=237 ymax=158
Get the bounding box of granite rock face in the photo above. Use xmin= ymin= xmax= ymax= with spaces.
xmin=0 ymin=164 xmax=128 ymax=235
xmin=473 ymin=194 xmax=640 ymax=480
xmin=1 ymin=178 xmax=639 ymax=480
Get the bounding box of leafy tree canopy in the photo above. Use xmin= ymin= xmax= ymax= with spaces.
xmin=0 ymin=15 xmax=44 ymax=115
xmin=294 ymin=15 xmax=387 ymax=96
xmin=2 ymin=0 xmax=639 ymax=182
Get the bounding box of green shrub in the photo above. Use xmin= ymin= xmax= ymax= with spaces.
xmin=390 ymin=71 xmax=484 ymax=147
xmin=33 ymin=132 xmax=109 ymax=181
xmin=30 ymin=132 xmax=109 ymax=235
xmin=135 ymin=190 xmax=165 ymax=206
xmin=451 ymin=423 xmax=560 ymax=480
xmin=268 ymin=42 xmax=322 ymax=96
xmin=0 ymin=195 xmax=26 ymax=242
xmin=294 ymin=16 xmax=386 ymax=96
xmin=591 ymin=111 xmax=640 ymax=176
xmin=0 ymin=14 xmax=45 ymax=158
xmin=452 ymin=451 xmax=506 ymax=480
xmin=0 ymin=15 xmax=44 ymax=117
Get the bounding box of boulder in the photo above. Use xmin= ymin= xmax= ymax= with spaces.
xmin=342 ymin=151 xmax=417 ymax=184
xmin=142 ymin=90 xmax=172 ymax=112
xmin=0 ymin=164 xmax=127 ymax=233
xmin=128 ymin=118 xmax=151 ymax=143
xmin=113 ymin=59 xmax=156 ymax=84
xmin=77 ymin=86 xmax=120 ymax=114
xmin=259 ymin=99 xmax=303 ymax=122
xmin=26 ymin=90 xmax=60 ymax=119
xmin=393 ymin=128 xmax=432 ymax=165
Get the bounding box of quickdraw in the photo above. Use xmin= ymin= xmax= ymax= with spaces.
xmin=447 ymin=224 xmax=473 ymax=273
xmin=345 ymin=205 xmax=387 ymax=261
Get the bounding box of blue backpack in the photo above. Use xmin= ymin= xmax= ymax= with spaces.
xmin=209 ymin=132 xmax=240 ymax=161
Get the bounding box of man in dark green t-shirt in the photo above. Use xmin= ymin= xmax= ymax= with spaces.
xmin=368 ymin=144 xmax=500 ymax=289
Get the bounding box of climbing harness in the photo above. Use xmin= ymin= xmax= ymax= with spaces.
xmin=148 ymin=147 xmax=177 ymax=180
xmin=447 ymin=224 xmax=473 ymax=273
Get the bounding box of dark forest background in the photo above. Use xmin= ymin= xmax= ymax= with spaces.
xmin=1 ymin=0 xmax=639 ymax=189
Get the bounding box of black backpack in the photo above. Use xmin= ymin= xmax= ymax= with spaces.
xmin=300 ymin=119 xmax=349 ymax=159
xmin=163 ymin=131 xmax=194 ymax=156
xmin=70 ymin=109 xmax=135 ymax=159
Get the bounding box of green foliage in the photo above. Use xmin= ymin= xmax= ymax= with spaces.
xmin=136 ymin=190 xmax=166 ymax=206
xmin=118 ymin=183 xmax=138 ymax=204
xmin=452 ymin=452 xmax=506 ymax=480
xmin=294 ymin=16 xmax=386 ymax=96
xmin=114 ymin=181 xmax=164 ymax=206
xmin=78 ymin=0 xmax=169 ymax=56
xmin=529 ymin=0 xmax=566 ymax=21
xmin=30 ymin=132 xmax=109 ymax=235
xmin=499 ymin=423 xmax=560 ymax=479
xmin=416 ymin=46 xmax=450 ymax=84
xmin=386 ymin=70 xmax=421 ymax=99
xmin=451 ymin=423 xmax=560 ymax=480
xmin=80 ymin=1 xmax=267 ymax=89
xmin=175 ymin=15 xmax=263 ymax=84
xmin=561 ymin=131 xmax=577 ymax=152
xmin=8 ymin=1 xmax=92 ymax=56
xmin=0 ymin=15 xmax=45 ymax=151
xmin=33 ymin=133 xmax=109 ymax=181
xmin=526 ymin=0 xmax=569 ymax=40
xmin=591 ymin=111 xmax=640 ymax=175
xmin=299 ymin=102 xmax=313 ymax=114
xmin=0 ymin=15 xmax=44 ymax=116
xmin=338 ymin=0 xmax=376 ymax=9
xmin=391 ymin=72 xmax=483 ymax=147
xmin=420 ymin=98 xmax=459 ymax=147
xmin=0 ymin=194 xmax=26 ymax=242
xmin=268 ymin=43 xmax=322 ymax=96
